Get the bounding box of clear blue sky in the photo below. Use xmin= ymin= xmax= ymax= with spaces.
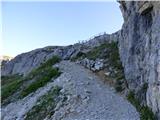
xmin=2 ymin=1 xmax=123 ymax=57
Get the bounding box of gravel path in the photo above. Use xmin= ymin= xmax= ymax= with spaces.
xmin=1 ymin=61 xmax=140 ymax=120
xmin=50 ymin=61 xmax=140 ymax=120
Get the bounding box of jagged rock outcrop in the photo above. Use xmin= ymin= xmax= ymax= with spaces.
xmin=118 ymin=1 xmax=160 ymax=118
xmin=76 ymin=58 xmax=104 ymax=71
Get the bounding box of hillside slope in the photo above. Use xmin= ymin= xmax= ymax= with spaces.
xmin=2 ymin=61 xmax=140 ymax=120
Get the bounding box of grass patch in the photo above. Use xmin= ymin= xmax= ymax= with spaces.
xmin=21 ymin=56 xmax=61 ymax=97
xmin=1 ymin=74 xmax=23 ymax=86
xmin=71 ymin=41 xmax=123 ymax=70
xmin=113 ymin=71 xmax=126 ymax=92
xmin=1 ymin=75 xmax=23 ymax=103
xmin=140 ymin=106 xmax=157 ymax=120
xmin=21 ymin=68 xmax=60 ymax=97
xmin=115 ymin=80 xmax=124 ymax=92
xmin=71 ymin=52 xmax=86 ymax=61
xmin=87 ymin=42 xmax=123 ymax=70
xmin=86 ymin=43 xmax=108 ymax=60
xmin=127 ymin=91 xmax=156 ymax=120
xmin=1 ymin=56 xmax=61 ymax=104
xmin=141 ymin=83 xmax=148 ymax=94
xmin=26 ymin=56 xmax=61 ymax=80
xmin=102 ymin=41 xmax=123 ymax=70
xmin=72 ymin=42 xmax=125 ymax=92
xmin=25 ymin=86 xmax=61 ymax=120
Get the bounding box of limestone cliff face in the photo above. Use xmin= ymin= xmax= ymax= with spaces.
xmin=118 ymin=1 xmax=160 ymax=117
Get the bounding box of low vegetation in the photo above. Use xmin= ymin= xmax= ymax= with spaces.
xmin=21 ymin=67 xmax=60 ymax=97
xmin=21 ymin=56 xmax=61 ymax=97
xmin=72 ymin=41 xmax=123 ymax=70
xmin=72 ymin=41 xmax=125 ymax=92
xmin=114 ymin=80 xmax=124 ymax=92
xmin=87 ymin=42 xmax=122 ymax=69
xmin=26 ymin=56 xmax=60 ymax=80
xmin=127 ymin=91 xmax=156 ymax=120
xmin=1 ymin=74 xmax=23 ymax=86
xmin=25 ymin=86 xmax=61 ymax=120
xmin=71 ymin=52 xmax=86 ymax=61
xmin=1 ymin=56 xmax=61 ymax=105
xmin=87 ymin=42 xmax=125 ymax=92
xmin=1 ymin=75 xmax=23 ymax=103
xmin=89 ymin=42 xmax=125 ymax=92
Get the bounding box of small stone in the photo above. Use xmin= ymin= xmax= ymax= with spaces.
xmin=84 ymin=89 xmax=91 ymax=94
xmin=88 ymin=76 xmax=93 ymax=80
xmin=70 ymin=108 xmax=75 ymax=112
xmin=105 ymin=72 xmax=110 ymax=76
xmin=86 ymin=81 xmax=90 ymax=85
xmin=60 ymin=89 xmax=65 ymax=93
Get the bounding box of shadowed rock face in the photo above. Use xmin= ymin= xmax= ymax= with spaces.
xmin=118 ymin=1 xmax=160 ymax=117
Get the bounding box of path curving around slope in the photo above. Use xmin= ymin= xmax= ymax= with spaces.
xmin=50 ymin=61 xmax=140 ymax=120
xmin=2 ymin=61 xmax=140 ymax=120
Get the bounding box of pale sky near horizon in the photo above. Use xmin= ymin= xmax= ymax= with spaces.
xmin=2 ymin=1 xmax=123 ymax=57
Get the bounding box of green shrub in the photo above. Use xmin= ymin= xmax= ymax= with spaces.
xmin=1 ymin=74 xmax=23 ymax=86
xmin=27 ymin=56 xmax=61 ymax=79
xmin=41 ymin=56 xmax=60 ymax=68
xmin=85 ymin=42 xmax=123 ymax=70
xmin=21 ymin=67 xmax=60 ymax=97
xmin=25 ymin=86 xmax=61 ymax=120
xmin=71 ymin=52 xmax=86 ymax=61
xmin=140 ymin=106 xmax=156 ymax=120
xmin=115 ymin=85 xmax=123 ymax=92
xmin=105 ymin=42 xmax=123 ymax=70
xmin=1 ymin=77 xmax=23 ymax=102
xmin=127 ymin=91 xmax=141 ymax=110
xmin=86 ymin=43 xmax=107 ymax=60
xmin=86 ymin=48 xmax=99 ymax=60
xmin=114 ymin=71 xmax=125 ymax=80
xmin=142 ymin=83 xmax=148 ymax=93
xmin=115 ymin=80 xmax=124 ymax=92
xmin=1 ymin=56 xmax=61 ymax=105
xmin=83 ymin=42 xmax=125 ymax=92
xmin=20 ymin=56 xmax=61 ymax=97
xmin=127 ymin=91 xmax=156 ymax=120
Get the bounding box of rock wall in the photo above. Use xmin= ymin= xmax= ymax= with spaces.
xmin=118 ymin=1 xmax=160 ymax=117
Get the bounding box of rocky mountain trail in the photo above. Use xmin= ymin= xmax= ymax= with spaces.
xmin=2 ymin=1 xmax=160 ymax=119
xmin=51 ymin=61 xmax=139 ymax=120
xmin=2 ymin=61 xmax=140 ymax=120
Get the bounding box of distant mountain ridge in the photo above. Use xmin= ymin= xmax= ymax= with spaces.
xmin=0 ymin=55 xmax=13 ymax=61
